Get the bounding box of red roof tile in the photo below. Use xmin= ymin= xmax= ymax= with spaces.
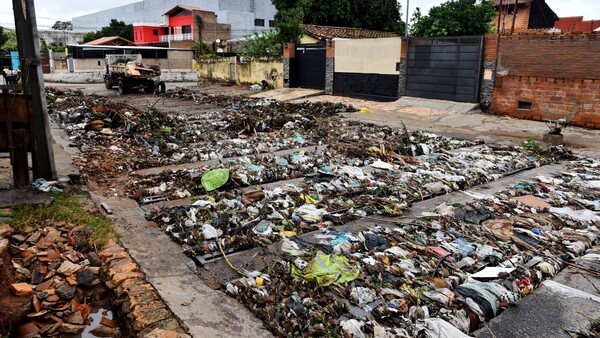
xmin=492 ymin=0 xmax=531 ymax=6
xmin=555 ymin=16 xmax=600 ymax=33
xmin=84 ymin=36 xmax=136 ymax=46
xmin=164 ymin=5 xmax=205 ymax=16
xmin=302 ymin=24 xmax=399 ymax=40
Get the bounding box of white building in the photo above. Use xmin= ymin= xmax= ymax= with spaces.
xmin=72 ymin=0 xmax=277 ymax=39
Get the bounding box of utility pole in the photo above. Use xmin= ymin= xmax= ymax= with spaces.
xmin=12 ymin=0 xmax=56 ymax=180
xmin=405 ymin=0 xmax=410 ymax=38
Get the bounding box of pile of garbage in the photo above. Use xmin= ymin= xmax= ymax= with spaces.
xmin=46 ymin=90 xmax=355 ymax=190
xmin=224 ymin=159 xmax=600 ymax=337
xmin=148 ymin=141 xmax=568 ymax=257
xmin=146 ymin=137 xmax=572 ymax=258
xmin=1 ymin=224 xmax=120 ymax=337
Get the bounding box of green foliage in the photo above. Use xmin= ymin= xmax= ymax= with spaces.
xmin=271 ymin=0 xmax=405 ymax=41
xmin=9 ymin=191 xmax=118 ymax=247
xmin=0 ymin=31 xmax=17 ymax=52
xmin=82 ymin=31 xmax=97 ymax=44
xmin=304 ymin=0 xmax=404 ymax=35
xmin=51 ymin=20 xmax=73 ymax=31
xmin=274 ymin=7 xmax=305 ymax=44
xmin=193 ymin=41 xmax=216 ymax=59
xmin=410 ymin=0 xmax=496 ymax=37
xmin=520 ymin=138 xmax=542 ymax=152
xmin=82 ymin=19 xmax=134 ymax=43
xmin=241 ymin=31 xmax=282 ymax=58
xmin=41 ymin=40 xmax=67 ymax=53
xmin=0 ymin=27 xmax=7 ymax=48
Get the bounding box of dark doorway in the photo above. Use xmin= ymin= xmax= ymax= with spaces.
xmin=290 ymin=44 xmax=326 ymax=90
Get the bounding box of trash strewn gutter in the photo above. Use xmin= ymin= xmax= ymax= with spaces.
xmin=45 ymin=87 xmax=597 ymax=337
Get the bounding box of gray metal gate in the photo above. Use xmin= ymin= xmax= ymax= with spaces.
xmin=405 ymin=36 xmax=484 ymax=103
xmin=290 ymin=44 xmax=326 ymax=90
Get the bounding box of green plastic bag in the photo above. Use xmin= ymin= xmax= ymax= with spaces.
xmin=291 ymin=252 xmax=360 ymax=286
xmin=201 ymin=169 xmax=230 ymax=192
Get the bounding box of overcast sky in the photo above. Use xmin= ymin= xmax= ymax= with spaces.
xmin=0 ymin=0 xmax=597 ymax=30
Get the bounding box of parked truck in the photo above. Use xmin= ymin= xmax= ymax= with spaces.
xmin=103 ymin=54 xmax=166 ymax=94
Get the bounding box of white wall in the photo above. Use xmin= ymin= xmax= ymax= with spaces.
xmin=334 ymin=38 xmax=402 ymax=75
xmin=72 ymin=0 xmax=276 ymax=39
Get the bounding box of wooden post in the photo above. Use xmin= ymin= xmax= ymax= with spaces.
xmin=12 ymin=129 xmax=29 ymax=187
xmin=11 ymin=0 xmax=56 ymax=180
xmin=510 ymin=0 xmax=519 ymax=35
xmin=497 ymin=0 xmax=504 ymax=34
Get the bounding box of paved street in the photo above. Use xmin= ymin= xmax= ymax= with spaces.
xmin=38 ymin=82 xmax=600 ymax=337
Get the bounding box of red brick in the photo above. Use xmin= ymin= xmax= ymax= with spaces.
xmin=11 ymin=283 xmax=33 ymax=296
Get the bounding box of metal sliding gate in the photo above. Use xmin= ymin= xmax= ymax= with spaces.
xmin=405 ymin=36 xmax=484 ymax=103
xmin=290 ymin=44 xmax=326 ymax=90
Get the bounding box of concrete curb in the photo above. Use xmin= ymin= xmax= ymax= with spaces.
xmin=99 ymin=241 xmax=190 ymax=337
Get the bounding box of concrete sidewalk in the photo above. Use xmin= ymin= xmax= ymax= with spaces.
xmin=394 ymin=96 xmax=480 ymax=114
xmin=249 ymin=88 xmax=323 ymax=101
xmin=296 ymin=93 xmax=600 ymax=156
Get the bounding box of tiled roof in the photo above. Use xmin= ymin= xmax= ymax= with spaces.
xmin=492 ymin=0 xmax=531 ymax=6
xmin=84 ymin=36 xmax=136 ymax=46
xmin=555 ymin=16 xmax=600 ymax=33
xmin=302 ymin=24 xmax=399 ymax=40
xmin=164 ymin=5 xmax=204 ymax=16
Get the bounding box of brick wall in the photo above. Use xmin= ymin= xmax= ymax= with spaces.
xmin=493 ymin=77 xmax=600 ymax=128
xmin=496 ymin=34 xmax=600 ymax=78
xmin=492 ymin=5 xmax=531 ymax=34
xmin=490 ymin=32 xmax=600 ymax=128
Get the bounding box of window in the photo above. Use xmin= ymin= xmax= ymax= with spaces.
xmin=518 ymin=101 xmax=533 ymax=110
xmin=254 ymin=19 xmax=265 ymax=27
xmin=164 ymin=27 xmax=169 ymax=35
xmin=507 ymin=4 xmax=515 ymax=14
xmin=153 ymin=29 xmax=158 ymax=36
xmin=269 ymin=20 xmax=275 ymax=28
xmin=182 ymin=25 xmax=192 ymax=34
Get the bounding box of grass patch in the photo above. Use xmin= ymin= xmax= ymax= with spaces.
xmin=9 ymin=191 xmax=118 ymax=248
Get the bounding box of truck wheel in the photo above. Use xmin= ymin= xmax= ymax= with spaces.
xmin=157 ymin=82 xmax=166 ymax=94
xmin=144 ymin=80 xmax=155 ymax=94
xmin=104 ymin=76 xmax=113 ymax=89
xmin=118 ymin=80 xmax=128 ymax=94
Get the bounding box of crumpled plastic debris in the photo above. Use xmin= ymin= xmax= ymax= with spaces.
xmin=47 ymin=88 xmax=599 ymax=338
xmin=225 ymin=158 xmax=600 ymax=337
xmin=549 ymin=207 xmax=599 ymax=223
xmin=33 ymin=178 xmax=64 ymax=193
xmin=201 ymin=169 xmax=230 ymax=192
xmin=291 ymin=252 xmax=360 ymax=286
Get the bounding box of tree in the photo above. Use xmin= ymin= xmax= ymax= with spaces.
xmin=51 ymin=21 xmax=73 ymax=31
xmin=303 ymin=0 xmax=404 ymax=34
xmin=82 ymin=19 xmax=134 ymax=43
xmin=241 ymin=31 xmax=282 ymax=58
xmin=271 ymin=0 xmax=306 ymax=43
xmin=0 ymin=27 xmax=7 ymax=48
xmin=0 ymin=31 xmax=17 ymax=52
xmin=270 ymin=0 xmax=405 ymax=43
xmin=410 ymin=0 xmax=496 ymax=37
xmin=274 ymin=7 xmax=304 ymax=44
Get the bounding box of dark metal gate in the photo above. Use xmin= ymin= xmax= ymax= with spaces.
xmin=405 ymin=36 xmax=483 ymax=103
xmin=291 ymin=44 xmax=326 ymax=90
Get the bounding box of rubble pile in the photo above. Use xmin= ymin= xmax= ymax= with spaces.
xmin=1 ymin=224 xmax=121 ymax=337
xmin=224 ymin=159 xmax=600 ymax=337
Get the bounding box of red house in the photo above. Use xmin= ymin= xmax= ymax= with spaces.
xmin=133 ymin=5 xmax=231 ymax=48
xmin=555 ymin=16 xmax=600 ymax=33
